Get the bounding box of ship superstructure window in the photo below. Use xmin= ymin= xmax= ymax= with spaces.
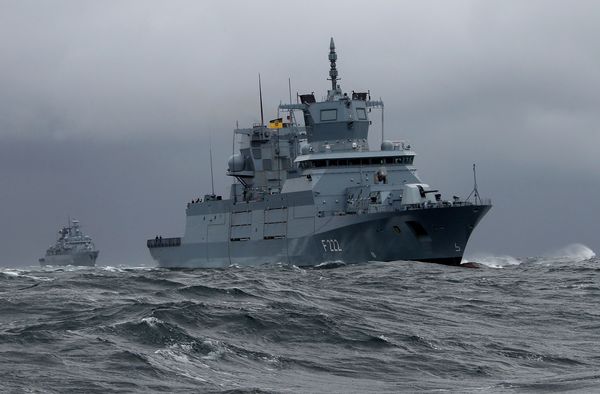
xmin=299 ymin=155 xmax=414 ymax=169
xmin=387 ymin=156 xmax=414 ymax=165
xmin=356 ymin=108 xmax=367 ymax=120
xmin=320 ymin=109 xmax=337 ymax=121
xmin=263 ymin=159 xmax=272 ymax=170
xmin=300 ymin=93 xmax=316 ymax=104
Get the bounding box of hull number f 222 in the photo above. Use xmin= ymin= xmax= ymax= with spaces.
xmin=321 ymin=239 xmax=343 ymax=252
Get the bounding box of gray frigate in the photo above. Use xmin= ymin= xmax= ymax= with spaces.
xmin=147 ymin=38 xmax=491 ymax=268
xmin=39 ymin=219 xmax=99 ymax=266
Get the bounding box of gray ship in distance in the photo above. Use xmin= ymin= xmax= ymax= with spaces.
xmin=147 ymin=38 xmax=491 ymax=268
xmin=39 ymin=219 xmax=99 ymax=267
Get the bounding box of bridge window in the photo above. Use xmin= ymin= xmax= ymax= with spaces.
xmin=356 ymin=108 xmax=367 ymax=120
xmin=298 ymin=156 xmax=414 ymax=169
xmin=320 ymin=109 xmax=337 ymax=121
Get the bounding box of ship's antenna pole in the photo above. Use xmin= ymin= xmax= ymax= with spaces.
xmin=209 ymin=134 xmax=215 ymax=196
xmin=233 ymin=120 xmax=238 ymax=157
xmin=288 ymin=77 xmax=297 ymax=126
xmin=232 ymin=122 xmax=238 ymax=203
xmin=381 ymin=98 xmax=385 ymax=143
xmin=258 ymin=73 xmax=264 ymax=126
xmin=473 ymin=163 xmax=481 ymax=204
xmin=466 ymin=163 xmax=481 ymax=204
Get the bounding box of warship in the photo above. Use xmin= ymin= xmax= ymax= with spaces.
xmin=39 ymin=219 xmax=99 ymax=266
xmin=147 ymin=38 xmax=491 ymax=268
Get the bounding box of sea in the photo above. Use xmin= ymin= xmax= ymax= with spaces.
xmin=1 ymin=244 xmax=598 ymax=393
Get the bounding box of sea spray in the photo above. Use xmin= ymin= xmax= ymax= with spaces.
xmin=545 ymin=243 xmax=596 ymax=261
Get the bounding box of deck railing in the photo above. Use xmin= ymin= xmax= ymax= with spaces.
xmin=147 ymin=237 xmax=181 ymax=248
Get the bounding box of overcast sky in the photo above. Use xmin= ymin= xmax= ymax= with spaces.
xmin=1 ymin=0 xmax=599 ymax=267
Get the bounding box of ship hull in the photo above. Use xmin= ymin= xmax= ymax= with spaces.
xmin=149 ymin=204 xmax=490 ymax=268
xmin=39 ymin=251 xmax=99 ymax=267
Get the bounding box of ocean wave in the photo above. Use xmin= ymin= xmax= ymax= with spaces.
xmin=177 ymin=284 xmax=257 ymax=298
xmin=39 ymin=265 xmax=96 ymax=272
xmin=2 ymin=256 xmax=600 ymax=392
xmin=0 ymin=268 xmax=54 ymax=282
xmin=100 ymin=315 xmax=197 ymax=347
xmin=129 ymin=274 xmax=186 ymax=289
xmin=148 ymin=344 xmax=210 ymax=384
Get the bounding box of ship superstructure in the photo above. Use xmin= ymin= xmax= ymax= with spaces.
xmin=147 ymin=38 xmax=491 ymax=268
xmin=39 ymin=219 xmax=99 ymax=266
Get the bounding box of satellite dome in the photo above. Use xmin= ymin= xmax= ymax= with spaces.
xmin=381 ymin=140 xmax=394 ymax=151
xmin=227 ymin=154 xmax=245 ymax=172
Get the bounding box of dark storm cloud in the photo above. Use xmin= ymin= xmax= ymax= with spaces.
xmin=1 ymin=1 xmax=599 ymax=265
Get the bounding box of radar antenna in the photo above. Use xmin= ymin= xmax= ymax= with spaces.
xmin=466 ymin=163 xmax=482 ymax=205
xmin=328 ymin=37 xmax=338 ymax=93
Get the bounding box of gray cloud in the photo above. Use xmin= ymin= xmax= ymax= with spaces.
xmin=1 ymin=1 xmax=599 ymax=265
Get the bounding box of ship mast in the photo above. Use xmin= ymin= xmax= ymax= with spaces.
xmin=258 ymin=73 xmax=264 ymax=126
xmin=209 ymin=134 xmax=215 ymax=196
xmin=327 ymin=37 xmax=339 ymax=99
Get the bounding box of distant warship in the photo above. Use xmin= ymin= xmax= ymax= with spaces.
xmin=39 ymin=219 xmax=99 ymax=266
xmin=147 ymin=38 xmax=491 ymax=268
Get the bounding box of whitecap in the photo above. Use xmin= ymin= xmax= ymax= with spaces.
xmin=463 ymin=254 xmax=521 ymax=268
xmin=201 ymin=339 xmax=228 ymax=360
xmin=1 ymin=269 xmax=22 ymax=277
xmin=378 ymin=334 xmax=391 ymax=343
xmin=102 ymin=265 xmax=127 ymax=272
xmin=292 ymin=265 xmax=306 ymax=274
xmin=141 ymin=317 xmax=163 ymax=327
xmin=1 ymin=268 xmax=54 ymax=281
xmin=314 ymin=260 xmax=346 ymax=269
